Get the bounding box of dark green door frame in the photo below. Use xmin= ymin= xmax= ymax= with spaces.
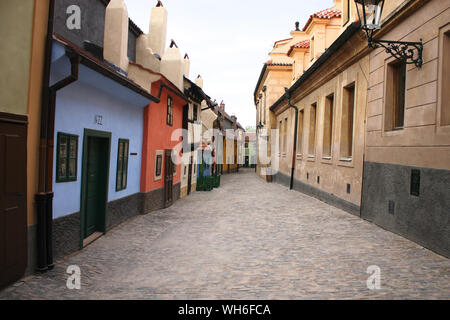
xmin=79 ymin=129 xmax=111 ymax=249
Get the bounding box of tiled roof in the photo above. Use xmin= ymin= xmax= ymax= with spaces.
xmin=287 ymin=39 xmax=310 ymax=56
xmin=265 ymin=59 xmax=292 ymax=66
xmin=303 ymin=8 xmax=342 ymax=31
xmin=53 ymin=34 xmax=158 ymax=102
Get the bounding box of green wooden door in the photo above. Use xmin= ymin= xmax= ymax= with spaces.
xmin=85 ymin=136 xmax=108 ymax=237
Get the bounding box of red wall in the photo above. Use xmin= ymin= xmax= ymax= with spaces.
xmin=140 ymin=79 xmax=185 ymax=193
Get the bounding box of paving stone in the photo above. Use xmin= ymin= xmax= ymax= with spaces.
xmin=0 ymin=169 xmax=449 ymax=300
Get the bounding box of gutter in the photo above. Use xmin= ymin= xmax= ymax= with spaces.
xmin=157 ymin=82 xmax=188 ymax=102
xmin=285 ymin=88 xmax=299 ymax=191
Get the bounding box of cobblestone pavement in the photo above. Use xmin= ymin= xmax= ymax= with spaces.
xmin=1 ymin=169 xmax=449 ymax=300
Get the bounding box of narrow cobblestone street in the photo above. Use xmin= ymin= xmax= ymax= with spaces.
xmin=1 ymin=169 xmax=449 ymax=300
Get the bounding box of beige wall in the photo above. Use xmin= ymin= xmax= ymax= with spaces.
xmin=0 ymin=0 xmax=35 ymax=115
xmin=274 ymin=55 xmax=369 ymax=206
xmin=366 ymin=0 xmax=450 ymax=170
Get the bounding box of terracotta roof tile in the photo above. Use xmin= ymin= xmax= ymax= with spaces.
xmin=303 ymin=8 xmax=342 ymax=31
xmin=287 ymin=39 xmax=310 ymax=56
xmin=265 ymin=59 xmax=292 ymax=66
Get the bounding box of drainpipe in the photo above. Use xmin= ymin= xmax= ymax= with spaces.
xmin=36 ymin=0 xmax=55 ymax=272
xmin=285 ymin=88 xmax=298 ymax=191
xmin=36 ymin=0 xmax=80 ymax=271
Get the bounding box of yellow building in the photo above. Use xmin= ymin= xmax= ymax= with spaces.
xmin=0 ymin=0 xmax=50 ymax=287
xmin=255 ymin=0 xmax=450 ymax=257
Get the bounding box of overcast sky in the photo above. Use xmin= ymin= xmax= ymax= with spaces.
xmin=124 ymin=0 xmax=334 ymax=128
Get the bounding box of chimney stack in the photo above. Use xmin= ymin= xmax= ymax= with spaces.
xmin=184 ymin=54 xmax=190 ymax=78
xmin=160 ymin=40 xmax=184 ymax=91
xmin=219 ymin=101 xmax=225 ymax=113
xmin=195 ymin=74 xmax=203 ymax=89
xmin=148 ymin=1 xmax=168 ymax=56
xmin=231 ymin=115 xmax=237 ymax=130
xmin=104 ymin=0 xmax=129 ymax=71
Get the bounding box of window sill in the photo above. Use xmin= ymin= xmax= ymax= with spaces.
xmin=339 ymin=157 xmax=353 ymax=162
xmin=56 ymin=179 xmax=77 ymax=183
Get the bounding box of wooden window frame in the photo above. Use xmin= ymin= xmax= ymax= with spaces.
xmin=167 ymin=96 xmax=174 ymax=126
xmin=438 ymin=24 xmax=450 ymax=130
xmin=56 ymin=132 xmax=79 ymax=183
xmin=308 ymin=103 xmax=317 ymax=157
xmin=193 ymin=104 xmax=198 ymax=122
xmin=154 ymin=150 xmax=164 ymax=181
xmin=384 ymin=59 xmax=406 ymax=132
xmin=116 ymin=139 xmax=129 ymax=191
xmin=343 ymin=0 xmax=350 ymax=26
xmin=297 ymin=109 xmax=304 ymax=158
xmin=340 ymin=83 xmax=356 ymax=161
xmin=323 ymin=93 xmax=335 ymax=159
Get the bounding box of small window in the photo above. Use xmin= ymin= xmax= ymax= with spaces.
xmin=155 ymin=152 xmax=163 ymax=180
xmin=343 ymin=0 xmax=350 ymax=25
xmin=284 ymin=117 xmax=288 ymax=153
xmin=279 ymin=120 xmax=283 ymax=154
xmin=440 ymin=29 xmax=450 ymax=126
xmin=116 ymin=139 xmax=129 ymax=191
xmin=323 ymin=94 xmax=334 ymax=158
xmin=385 ymin=61 xmax=406 ymax=131
xmin=193 ymin=104 xmax=198 ymax=121
xmin=167 ymin=96 xmax=173 ymax=126
xmin=56 ymin=132 xmax=78 ymax=183
xmin=308 ymin=103 xmax=317 ymax=156
xmin=341 ymin=83 xmax=355 ymax=159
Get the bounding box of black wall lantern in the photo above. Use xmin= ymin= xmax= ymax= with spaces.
xmin=354 ymin=0 xmax=423 ymax=68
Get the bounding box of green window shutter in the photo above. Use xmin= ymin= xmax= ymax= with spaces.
xmin=116 ymin=139 xmax=129 ymax=191
xmin=56 ymin=132 xmax=78 ymax=183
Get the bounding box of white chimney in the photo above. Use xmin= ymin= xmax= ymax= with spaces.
xmin=160 ymin=40 xmax=184 ymax=91
xmin=104 ymin=0 xmax=129 ymax=71
xmin=195 ymin=74 xmax=203 ymax=89
xmin=148 ymin=1 xmax=168 ymax=57
xmin=136 ymin=34 xmax=161 ymax=72
xmin=184 ymin=54 xmax=190 ymax=78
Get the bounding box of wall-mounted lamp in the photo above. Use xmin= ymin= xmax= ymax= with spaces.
xmin=354 ymin=0 xmax=423 ymax=68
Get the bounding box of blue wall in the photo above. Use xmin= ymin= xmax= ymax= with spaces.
xmin=51 ymin=56 xmax=146 ymax=219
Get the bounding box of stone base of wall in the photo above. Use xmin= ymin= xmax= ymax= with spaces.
xmin=143 ymin=183 xmax=181 ymax=214
xmin=180 ymin=183 xmax=196 ymax=199
xmin=273 ymin=171 xmax=361 ymax=217
xmin=361 ymin=162 xmax=450 ymax=258
xmin=53 ymin=211 xmax=81 ymax=261
xmin=106 ymin=193 xmax=143 ymax=231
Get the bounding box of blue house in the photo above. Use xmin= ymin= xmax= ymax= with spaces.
xmin=35 ymin=0 xmax=160 ymax=269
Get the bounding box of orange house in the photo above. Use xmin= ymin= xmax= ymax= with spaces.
xmin=140 ymin=77 xmax=188 ymax=211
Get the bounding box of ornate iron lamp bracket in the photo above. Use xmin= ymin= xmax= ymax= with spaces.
xmin=367 ymin=33 xmax=423 ymax=68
